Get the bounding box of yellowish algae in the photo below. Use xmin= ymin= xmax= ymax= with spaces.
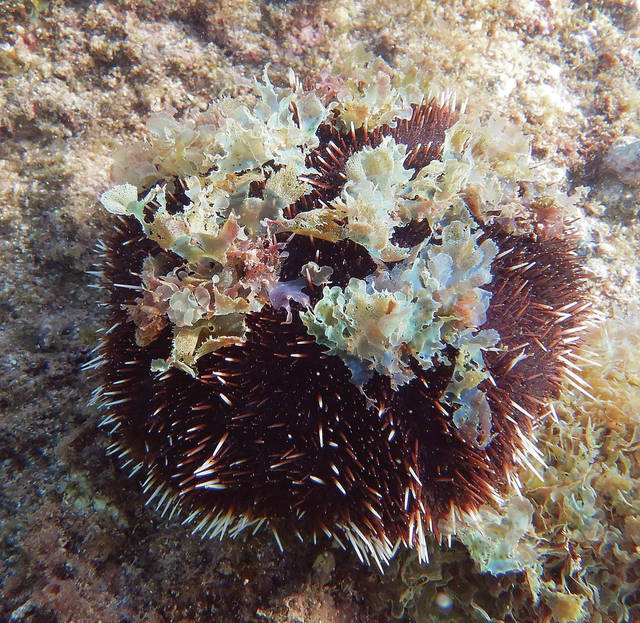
xmin=392 ymin=314 xmax=640 ymax=622
xmin=526 ymin=315 xmax=640 ymax=623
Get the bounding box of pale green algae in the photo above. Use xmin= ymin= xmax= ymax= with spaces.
xmin=300 ymin=218 xmax=500 ymax=449
xmin=328 ymin=136 xmax=415 ymax=262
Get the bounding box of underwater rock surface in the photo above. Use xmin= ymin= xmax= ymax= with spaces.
xmin=1 ymin=1 xmax=639 ymax=622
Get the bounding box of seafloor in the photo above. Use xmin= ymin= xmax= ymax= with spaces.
xmin=1 ymin=1 xmax=639 ymax=622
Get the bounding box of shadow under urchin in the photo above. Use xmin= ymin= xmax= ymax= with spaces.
xmin=89 ymin=98 xmax=589 ymax=567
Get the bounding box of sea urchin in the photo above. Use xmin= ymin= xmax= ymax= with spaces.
xmin=87 ymin=55 xmax=590 ymax=568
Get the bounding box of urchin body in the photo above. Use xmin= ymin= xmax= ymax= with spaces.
xmin=88 ymin=62 xmax=589 ymax=567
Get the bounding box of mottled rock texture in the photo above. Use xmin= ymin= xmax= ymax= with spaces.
xmin=1 ymin=1 xmax=639 ymax=622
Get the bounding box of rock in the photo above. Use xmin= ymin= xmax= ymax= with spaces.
xmin=602 ymin=136 xmax=640 ymax=187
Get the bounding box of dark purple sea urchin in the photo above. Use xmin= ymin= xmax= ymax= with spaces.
xmin=87 ymin=60 xmax=590 ymax=568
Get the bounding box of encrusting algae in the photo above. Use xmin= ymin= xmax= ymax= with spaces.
xmin=87 ymin=47 xmax=601 ymax=596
